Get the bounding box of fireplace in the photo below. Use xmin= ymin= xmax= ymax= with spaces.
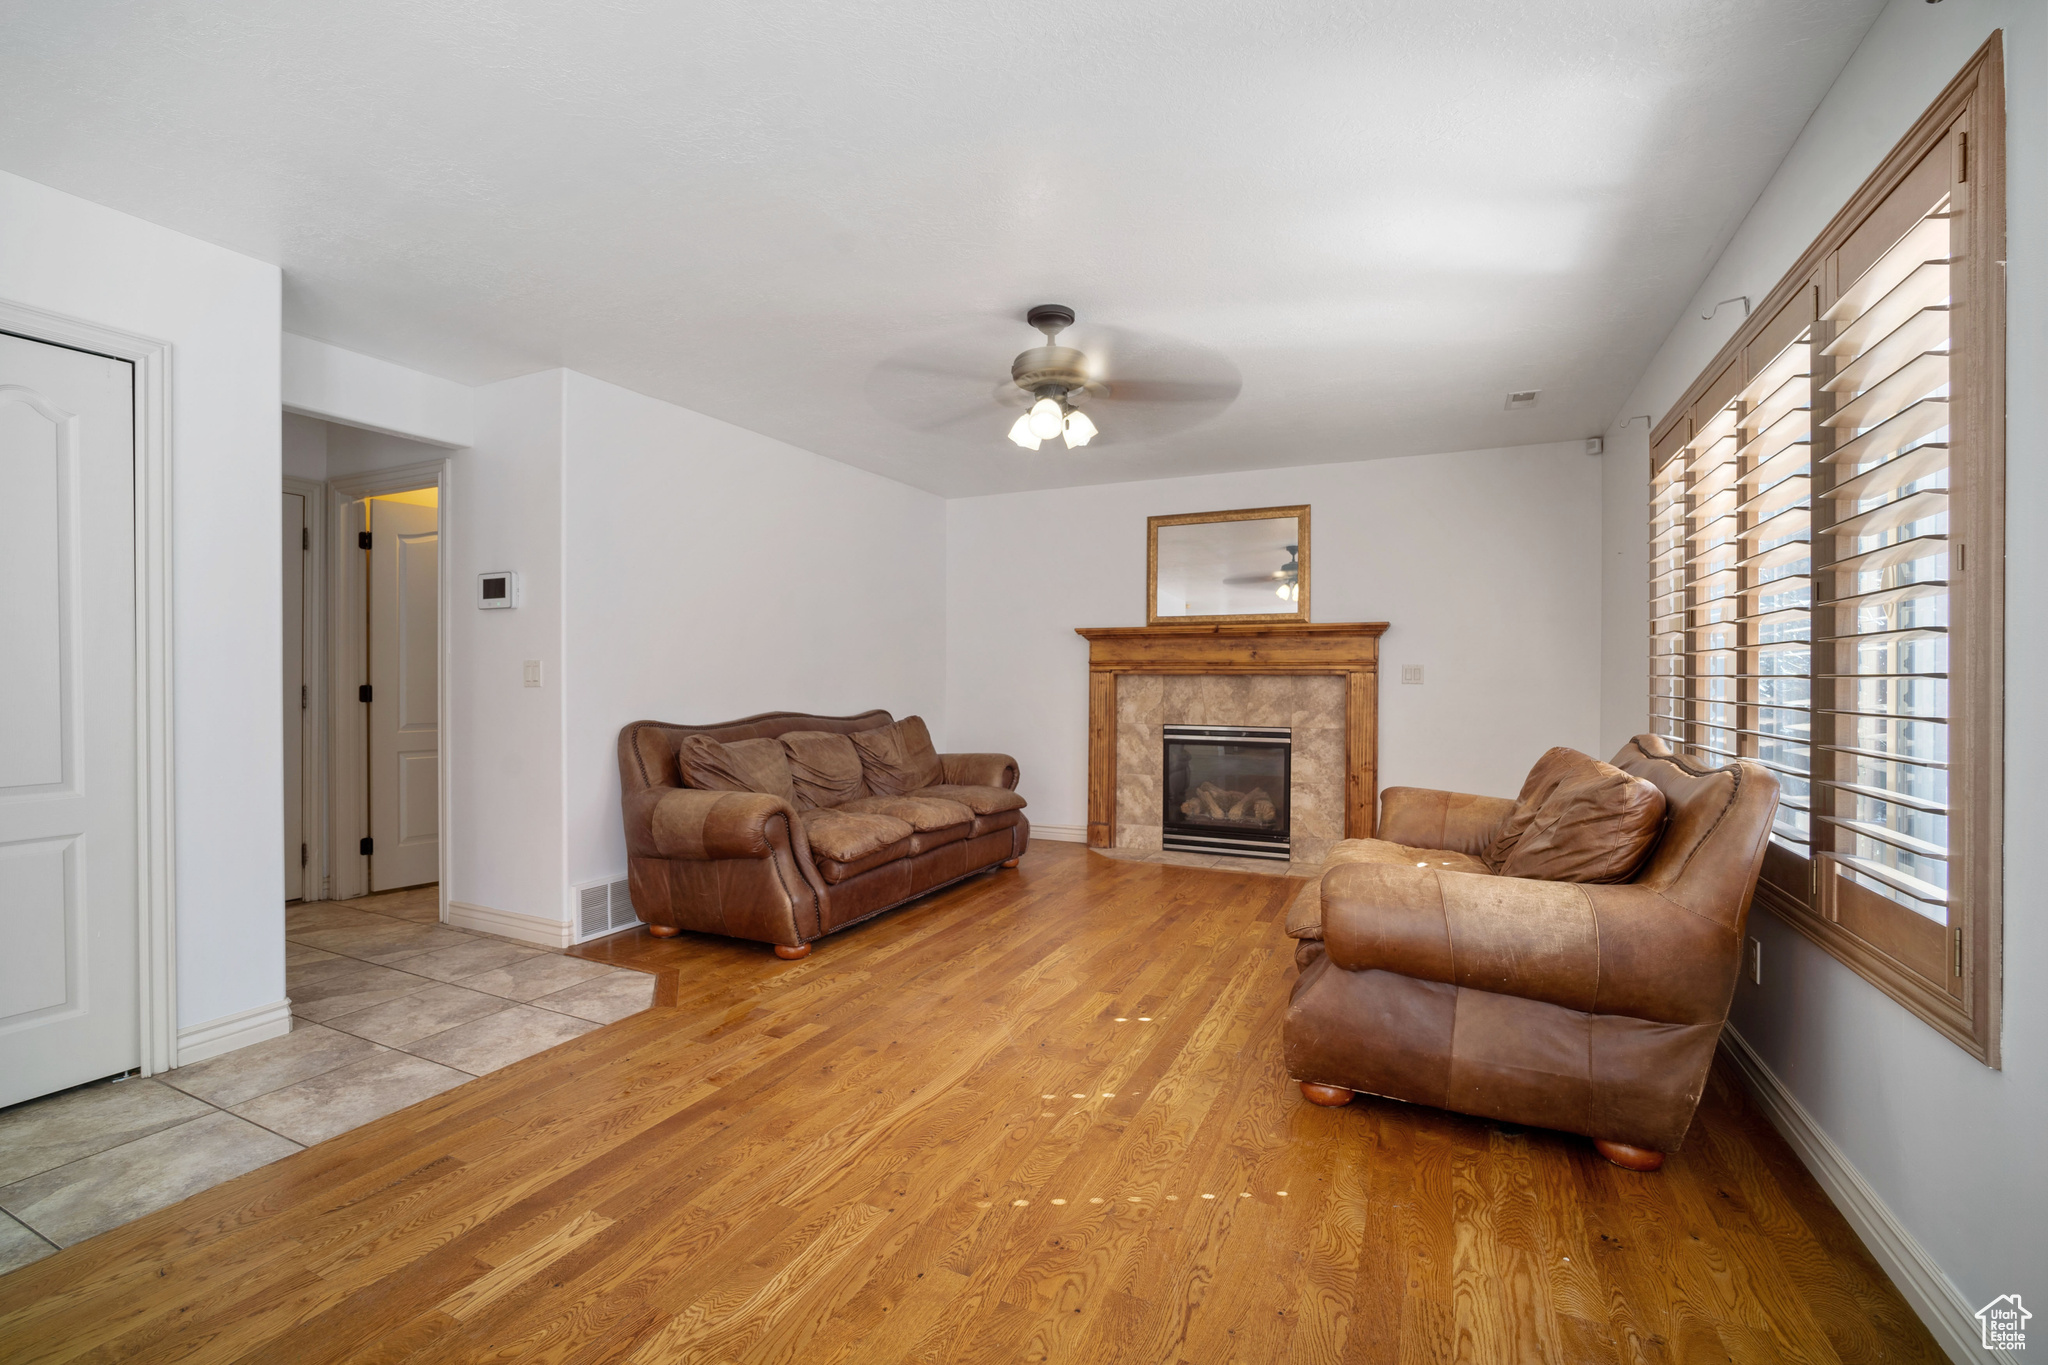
xmin=1162 ymin=724 xmax=1292 ymax=860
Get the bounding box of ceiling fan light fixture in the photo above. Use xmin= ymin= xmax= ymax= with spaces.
xmin=1062 ymin=408 xmax=1097 ymax=448
xmin=1007 ymin=414 xmax=1043 ymax=450
xmin=1028 ymin=396 xmax=1066 ymax=440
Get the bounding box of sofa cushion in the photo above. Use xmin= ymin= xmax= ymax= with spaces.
xmin=675 ymin=734 xmax=797 ymax=806
xmin=780 ymin=731 xmax=869 ymax=810
xmin=834 ymin=794 xmax=975 ymax=832
xmin=1482 ymin=746 xmax=1597 ymax=870
xmin=1497 ymin=758 xmax=1667 ymax=884
xmin=1285 ymin=838 xmax=1490 ymax=941
xmin=910 ymin=783 xmax=1026 ymax=817
xmin=798 ymin=807 xmax=912 ymax=874
xmin=851 ymin=716 xmax=944 ymax=797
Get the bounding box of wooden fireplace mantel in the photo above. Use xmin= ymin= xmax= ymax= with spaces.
xmin=1075 ymin=621 xmax=1388 ymax=849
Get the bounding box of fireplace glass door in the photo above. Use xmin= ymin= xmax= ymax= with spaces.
xmin=1161 ymin=725 xmax=1291 ymax=860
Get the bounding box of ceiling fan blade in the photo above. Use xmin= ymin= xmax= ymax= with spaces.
xmin=1222 ymin=571 xmax=1288 ymax=585
xmin=1101 ymin=379 xmax=1242 ymax=405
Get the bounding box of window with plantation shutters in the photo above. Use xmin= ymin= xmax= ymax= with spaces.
xmin=1647 ymin=37 xmax=2004 ymax=1064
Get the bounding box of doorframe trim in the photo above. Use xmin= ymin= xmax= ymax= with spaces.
xmin=283 ymin=476 xmax=327 ymax=901
xmin=0 ymin=300 xmax=178 ymax=1075
xmin=327 ymin=459 xmax=448 ymax=907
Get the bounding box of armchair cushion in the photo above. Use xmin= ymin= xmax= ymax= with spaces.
xmin=909 ymin=783 xmax=1026 ymax=817
xmin=675 ymin=734 xmax=797 ymax=807
xmin=1377 ymin=788 xmax=1518 ymax=858
xmin=851 ymin=716 xmax=944 ymax=796
xmin=1496 ymin=757 xmax=1666 ymax=884
xmin=1284 ymin=837 xmax=1489 ymax=941
xmin=940 ymin=753 xmax=1019 ymax=790
xmin=1482 ymin=746 xmax=1592 ymax=869
xmin=780 ymin=731 xmax=869 ymax=810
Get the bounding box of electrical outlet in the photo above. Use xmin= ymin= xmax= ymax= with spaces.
xmin=523 ymin=660 xmax=543 ymax=688
xmin=1747 ymin=936 xmax=1763 ymax=986
xmin=1401 ymin=664 xmax=1424 ymax=685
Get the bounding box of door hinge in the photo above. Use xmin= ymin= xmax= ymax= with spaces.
xmin=1954 ymin=927 xmax=1965 ymax=977
xmin=303 ymin=526 xmax=311 ymax=551
xmin=300 ymin=842 xmax=308 ymax=868
xmin=359 ymin=683 xmax=373 ymax=704
xmin=301 ymin=684 xmax=308 ymax=710
xmin=360 ymin=836 xmax=374 ymax=857
xmin=359 ymin=530 xmax=372 ymax=549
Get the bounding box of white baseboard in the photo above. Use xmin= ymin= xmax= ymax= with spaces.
xmin=176 ymin=999 xmax=293 ymax=1065
xmin=1031 ymin=823 xmax=1087 ymax=844
xmin=1719 ymin=1027 xmax=2004 ymax=1364
xmin=446 ymin=899 xmax=575 ymax=949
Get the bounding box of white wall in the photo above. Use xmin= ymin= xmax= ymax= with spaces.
xmin=445 ymin=370 xmax=567 ymax=925
xmin=282 ymin=332 xmax=473 ymax=448
xmin=561 ymin=371 xmax=948 ymax=893
xmin=283 ymin=411 xmax=329 ymax=481
xmin=0 ymin=170 xmax=284 ymax=1032
xmin=946 ymin=442 xmax=1605 ymax=835
xmin=1598 ymin=0 xmax=2046 ymax=1331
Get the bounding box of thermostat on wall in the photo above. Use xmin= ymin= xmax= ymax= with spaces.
xmin=478 ymin=571 xmax=520 ymax=609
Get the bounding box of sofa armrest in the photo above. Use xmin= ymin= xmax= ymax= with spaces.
xmin=1320 ymin=862 xmax=1739 ymax=1026
xmin=940 ymin=752 xmax=1019 ymax=790
xmin=1377 ymin=787 xmax=1517 ymax=856
xmin=633 ymin=787 xmax=809 ymax=862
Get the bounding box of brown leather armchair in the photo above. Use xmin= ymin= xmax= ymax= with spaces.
xmin=1283 ymin=735 xmax=1779 ymax=1170
xmin=619 ymin=710 xmax=1028 ymax=958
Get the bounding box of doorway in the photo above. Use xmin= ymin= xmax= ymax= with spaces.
xmin=289 ymin=453 xmax=447 ymax=908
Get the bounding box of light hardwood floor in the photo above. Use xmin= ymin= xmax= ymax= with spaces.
xmin=0 ymin=843 xmax=1941 ymax=1363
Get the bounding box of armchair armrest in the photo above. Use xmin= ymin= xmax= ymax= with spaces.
xmin=1377 ymin=787 xmax=1517 ymax=856
xmin=631 ymin=787 xmax=809 ymax=863
xmin=1320 ymin=862 xmax=1738 ymax=1026
xmin=940 ymin=752 xmax=1019 ymax=790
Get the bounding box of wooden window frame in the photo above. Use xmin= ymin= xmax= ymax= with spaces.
xmin=1649 ymin=36 xmax=2005 ymax=1064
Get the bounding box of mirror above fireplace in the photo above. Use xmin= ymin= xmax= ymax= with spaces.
xmin=1147 ymin=504 xmax=1309 ymax=626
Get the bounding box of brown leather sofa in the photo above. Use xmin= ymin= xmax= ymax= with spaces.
xmin=618 ymin=709 xmax=1028 ymax=958
xmin=1283 ymin=734 xmax=1778 ymax=1170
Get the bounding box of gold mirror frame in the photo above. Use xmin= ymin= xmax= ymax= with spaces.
xmin=1146 ymin=504 xmax=1310 ymax=626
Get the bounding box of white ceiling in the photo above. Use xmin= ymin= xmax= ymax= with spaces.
xmin=0 ymin=0 xmax=1885 ymax=496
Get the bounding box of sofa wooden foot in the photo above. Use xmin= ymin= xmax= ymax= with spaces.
xmin=645 ymin=924 xmax=680 ymax=938
xmin=1299 ymin=1082 xmax=1354 ymax=1107
xmin=1001 ymin=857 xmax=1021 ymax=868
xmin=773 ymin=943 xmax=812 ymax=960
xmin=1594 ymin=1139 xmax=1664 ymax=1171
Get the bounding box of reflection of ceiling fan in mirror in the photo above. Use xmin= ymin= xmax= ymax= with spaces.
xmin=864 ymin=305 xmax=1241 ymax=450
xmin=1225 ymin=545 xmax=1302 ymax=602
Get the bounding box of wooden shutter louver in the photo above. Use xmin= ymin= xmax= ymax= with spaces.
xmin=1645 ymin=37 xmax=2003 ymax=1063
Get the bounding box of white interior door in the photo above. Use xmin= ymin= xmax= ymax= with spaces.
xmin=0 ymin=332 xmax=139 ymax=1107
xmin=283 ymin=491 xmax=307 ymax=901
xmin=367 ymin=496 xmax=439 ymax=891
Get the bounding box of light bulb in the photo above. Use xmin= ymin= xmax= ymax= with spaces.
xmin=1062 ymin=408 xmax=1097 ymax=448
xmin=1028 ymin=396 xmax=1065 ymax=440
xmin=1276 ymin=581 xmax=1298 ymax=602
xmin=1007 ymin=414 xmax=1041 ymax=450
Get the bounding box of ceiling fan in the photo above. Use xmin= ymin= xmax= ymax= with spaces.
xmin=865 ymin=305 xmax=1241 ymax=450
xmin=1225 ymin=544 xmax=1302 ymax=602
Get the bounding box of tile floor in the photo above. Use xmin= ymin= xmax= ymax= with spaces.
xmin=0 ymin=885 xmax=654 ymax=1274
xmin=1093 ymin=845 xmax=1323 ymax=878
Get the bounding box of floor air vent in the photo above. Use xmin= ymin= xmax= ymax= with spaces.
xmin=573 ymin=876 xmax=639 ymax=941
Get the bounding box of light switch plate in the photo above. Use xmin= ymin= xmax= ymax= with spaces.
xmin=1401 ymin=664 xmax=1424 ymax=685
xmin=523 ymin=660 xmax=543 ymax=688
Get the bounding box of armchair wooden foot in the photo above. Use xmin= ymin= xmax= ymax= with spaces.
xmin=1001 ymin=857 xmax=1021 ymax=868
xmin=645 ymin=924 xmax=680 ymax=938
xmin=773 ymin=943 xmax=813 ymax=960
xmin=1299 ymin=1082 xmax=1354 ymax=1107
xmin=1593 ymin=1139 xmax=1665 ymax=1172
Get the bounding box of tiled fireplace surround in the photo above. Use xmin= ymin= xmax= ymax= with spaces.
xmin=1114 ymin=674 xmax=1346 ymax=865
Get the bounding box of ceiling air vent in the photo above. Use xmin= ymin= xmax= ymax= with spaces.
xmin=1505 ymin=390 xmax=1540 ymax=410
xmin=573 ymin=875 xmax=640 ymax=941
